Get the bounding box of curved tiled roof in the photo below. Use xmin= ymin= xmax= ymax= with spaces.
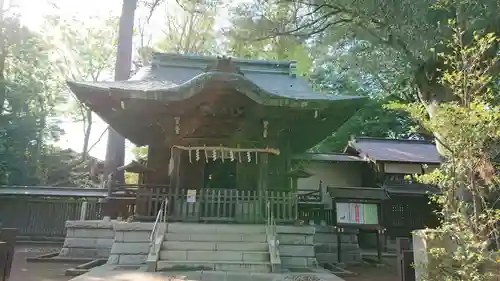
xmin=65 ymin=53 xmax=367 ymax=148
xmin=67 ymin=53 xmax=365 ymax=108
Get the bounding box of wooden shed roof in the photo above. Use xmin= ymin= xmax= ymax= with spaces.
xmin=345 ymin=137 xmax=443 ymax=164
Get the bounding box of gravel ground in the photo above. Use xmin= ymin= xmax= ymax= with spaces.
xmin=9 ymin=245 xmax=75 ymax=281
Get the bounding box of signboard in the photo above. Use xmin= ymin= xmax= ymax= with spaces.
xmin=335 ymin=202 xmax=379 ymax=225
xmin=186 ymin=189 xmax=197 ymax=203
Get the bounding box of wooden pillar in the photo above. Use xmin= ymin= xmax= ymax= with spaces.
xmin=258 ymin=154 xmax=269 ymax=191
xmin=146 ymin=144 xmax=171 ymax=185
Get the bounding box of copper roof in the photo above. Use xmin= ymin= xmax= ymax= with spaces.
xmin=347 ymin=137 xmax=443 ymax=164
xmin=67 ymin=53 xmax=366 ymax=108
xmin=66 ymin=53 xmax=367 ymax=148
xmin=292 ymin=153 xmax=367 ymax=162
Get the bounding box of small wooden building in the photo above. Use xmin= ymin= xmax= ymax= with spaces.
xmin=290 ymin=138 xmax=443 ymax=250
xmin=67 ymin=53 xmax=366 ymax=223
xmin=345 ymin=137 xmax=442 ymax=240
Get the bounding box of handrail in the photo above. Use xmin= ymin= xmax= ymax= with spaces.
xmin=149 ymin=198 xmax=168 ymax=253
xmin=266 ymin=201 xmax=280 ymax=272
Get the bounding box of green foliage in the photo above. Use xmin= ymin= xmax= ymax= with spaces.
xmin=0 ymin=16 xmax=65 ymax=185
xmin=132 ymin=146 xmax=148 ymax=160
xmin=223 ymin=1 xmax=313 ymax=76
xmin=154 ymin=0 xmax=220 ymax=55
xmin=389 ymin=26 xmax=500 ymax=281
xmin=42 ymin=15 xmax=119 ymax=160
xmin=308 ymin=40 xmax=419 ymax=151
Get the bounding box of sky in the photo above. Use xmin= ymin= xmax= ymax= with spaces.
xmin=10 ymin=0 xmax=239 ymax=162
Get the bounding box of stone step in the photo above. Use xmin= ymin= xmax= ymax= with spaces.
xmin=159 ymin=250 xmax=269 ymax=262
xmin=156 ymin=260 xmax=270 ymax=272
xmin=165 ymin=232 xmax=266 ymax=243
xmin=161 ymin=241 xmax=268 ymax=252
xmin=166 ymin=223 xmax=266 ymax=234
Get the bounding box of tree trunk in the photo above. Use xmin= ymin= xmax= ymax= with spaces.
xmin=104 ymin=0 xmax=136 ymax=184
xmin=0 ymin=0 xmax=6 ymax=115
xmin=415 ymin=68 xmax=476 ymax=217
xmin=82 ymin=108 xmax=92 ymax=161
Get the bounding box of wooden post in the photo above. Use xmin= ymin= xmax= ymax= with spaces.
xmin=0 ymin=228 xmax=16 ymax=280
xmin=396 ymin=237 xmax=412 ymax=280
xmin=336 ymin=226 xmax=343 ymax=264
xmin=259 ymin=153 xmax=269 ymax=221
xmin=0 ymin=241 xmax=7 ymax=281
xmin=80 ymin=201 xmax=88 ymax=220
xmin=146 ymin=144 xmax=171 ymax=184
xmin=103 ymin=172 xmax=118 ymax=219
xmin=376 ymin=228 xmax=382 ymax=263
xmin=402 ymin=250 xmax=416 ymax=281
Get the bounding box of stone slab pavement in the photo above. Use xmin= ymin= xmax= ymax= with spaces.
xmin=68 ymin=265 xmax=346 ymax=281
xmin=11 ymin=245 xmax=73 ymax=281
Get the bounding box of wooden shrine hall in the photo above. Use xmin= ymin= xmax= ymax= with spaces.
xmin=67 ymin=53 xmax=366 ymax=223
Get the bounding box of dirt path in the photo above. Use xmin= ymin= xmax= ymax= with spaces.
xmin=342 ymin=257 xmax=399 ymax=281
xmin=9 ymin=245 xmax=74 ymax=281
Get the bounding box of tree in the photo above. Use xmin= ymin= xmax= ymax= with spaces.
xmin=244 ymin=0 xmax=500 ymax=154
xmin=390 ymin=29 xmax=500 ymax=281
xmin=155 ymin=0 xmax=219 ymax=55
xmin=0 ymin=14 xmax=65 ymax=185
xmin=43 ymin=16 xmax=119 ymax=161
xmin=223 ymin=1 xmax=313 ymax=75
xmin=105 ymin=0 xmax=137 ymax=184
xmin=309 ymin=40 xmax=421 ymax=151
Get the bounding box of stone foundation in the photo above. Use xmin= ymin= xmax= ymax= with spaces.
xmin=59 ymin=220 xmax=114 ymax=259
xmin=314 ymin=226 xmax=361 ymax=264
xmin=107 ymin=222 xmax=153 ymax=266
xmin=277 ymin=225 xmax=317 ymax=268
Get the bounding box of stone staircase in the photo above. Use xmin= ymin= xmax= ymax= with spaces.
xmin=154 ymin=223 xmax=273 ymax=272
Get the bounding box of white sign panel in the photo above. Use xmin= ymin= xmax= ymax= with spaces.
xmin=336 ymin=202 xmax=351 ymax=224
xmin=186 ymin=189 xmax=197 ymax=203
xmin=335 ymin=202 xmax=379 ymax=225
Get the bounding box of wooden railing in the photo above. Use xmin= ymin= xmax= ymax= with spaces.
xmin=133 ymin=187 xmax=298 ymax=224
xmin=0 ymin=197 xmax=104 ymax=238
xmin=298 ymin=209 xmax=335 ymax=225
xmin=297 ymin=190 xmax=322 ymax=203
xmin=149 ymin=198 xmax=168 ymax=253
xmin=266 ymin=201 xmax=281 ymax=272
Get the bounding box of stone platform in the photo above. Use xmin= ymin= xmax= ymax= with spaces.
xmin=59 ymin=220 xmax=114 ymax=259
xmin=58 ymin=220 xmax=153 ymax=266
xmin=68 ymin=265 xmax=346 ymax=281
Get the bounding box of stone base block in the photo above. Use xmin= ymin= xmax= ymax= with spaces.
xmin=108 ymin=254 xmax=147 ymax=265
xmin=110 ymin=242 xmax=150 ymax=255
xmin=280 ymin=257 xmax=317 ymax=267
xmin=280 ymin=245 xmax=315 ymax=257
xmin=59 ymin=247 xmax=110 ymax=258
xmin=59 ymin=220 xmax=114 ymax=259
xmin=316 ymin=252 xmax=362 ymax=264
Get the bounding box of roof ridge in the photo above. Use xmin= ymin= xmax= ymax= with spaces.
xmin=305 ymin=152 xmax=354 ymax=156
xmin=151 ymin=52 xmax=297 ymax=76
xmin=353 ymin=136 xmax=435 ymax=145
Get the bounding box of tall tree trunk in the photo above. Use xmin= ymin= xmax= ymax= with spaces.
xmin=82 ymin=108 xmax=92 ymax=161
xmin=104 ymin=0 xmax=136 ymax=184
xmin=0 ymin=0 xmax=6 ymax=115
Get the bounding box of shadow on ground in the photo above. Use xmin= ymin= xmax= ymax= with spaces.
xmin=10 ymin=245 xmax=74 ymax=281
xmin=343 ymin=257 xmax=399 ymax=281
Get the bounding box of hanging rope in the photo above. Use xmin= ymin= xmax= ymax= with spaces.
xmin=172 ymin=145 xmax=280 ymax=155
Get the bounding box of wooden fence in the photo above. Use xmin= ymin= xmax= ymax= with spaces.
xmin=0 ymin=197 xmax=104 ymax=238
xmin=135 ymin=187 xmax=298 ymax=223
xmin=0 ymin=186 xmax=299 ymax=238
